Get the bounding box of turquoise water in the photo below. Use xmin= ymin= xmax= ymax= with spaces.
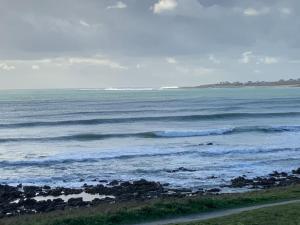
xmin=1 ymin=87 xmax=300 ymax=189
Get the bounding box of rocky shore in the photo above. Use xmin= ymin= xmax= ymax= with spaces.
xmin=228 ymin=168 xmax=300 ymax=189
xmin=1 ymin=167 xmax=300 ymax=218
xmin=0 ymin=179 xmax=198 ymax=218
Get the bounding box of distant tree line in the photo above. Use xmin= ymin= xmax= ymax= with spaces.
xmin=195 ymin=78 xmax=300 ymax=88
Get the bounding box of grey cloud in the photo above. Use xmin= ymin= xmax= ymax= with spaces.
xmin=0 ymin=0 xmax=299 ymax=58
xmin=0 ymin=0 xmax=300 ymax=88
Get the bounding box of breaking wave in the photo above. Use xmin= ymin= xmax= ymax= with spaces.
xmin=1 ymin=125 xmax=300 ymax=143
xmin=1 ymin=112 xmax=300 ymax=128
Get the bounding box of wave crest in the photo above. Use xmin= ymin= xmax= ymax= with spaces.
xmin=1 ymin=125 xmax=300 ymax=143
xmin=2 ymin=112 xmax=300 ymax=128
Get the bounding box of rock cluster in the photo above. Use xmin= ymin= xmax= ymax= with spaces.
xmin=229 ymin=168 xmax=300 ymax=189
xmin=0 ymin=179 xmax=165 ymax=217
xmin=2 ymin=167 xmax=300 ymax=218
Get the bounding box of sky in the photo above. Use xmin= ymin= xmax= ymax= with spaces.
xmin=1 ymin=0 xmax=300 ymax=89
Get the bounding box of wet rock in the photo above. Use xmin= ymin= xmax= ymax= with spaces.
xmin=0 ymin=184 xmax=22 ymax=202
xmin=120 ymin=181 xmax=131 ymax=187
xmin=269 ymin=171 xmax=288 ymax=177
xmin=172 ymin=188 xmax=192 ymax=193
xmin=254 ymin=177 xmax=276 ymax=188
xmin=85 ymin=184 xmax=106 ymax=194
xmin=83 ymin=183 xmax=89 ymax=188
xmin=63 ymin=188 xmax=82 ymax=195
xmin=132 ymin=179 xmax=163 ymax=193
xmin=230 ymin=176 xmax=253 ymax=188
xmin=165 ymin=167 xmax=196 ymax=173
xmin=91 ymin=198 xmax=103 ymax=205
xmin=206 ymin=188 xmax=221 ymax=193
xmin=109 ymin=180 xmax=119 ymax=186
xmin=67 ymin=197 xmax=86 ymax=207
xmin=43 ymin=185 xmax=51 ymax=190
xmin=45 ymin=187 xmax=81 ymax=197
xmin=47 ymin=188 xmax=62 ymax=197
xmin=99 ymin=179 xmax=108 ymax=183
xmin=292 ymin=168 xmax=300 ymax=174
xmin=34 ymin=200 xmax=50 ymax=212
xmin=23 ymin=186 xmax=42 ymax=198
xmin=198 ymin=142 xmax=214 ymax=146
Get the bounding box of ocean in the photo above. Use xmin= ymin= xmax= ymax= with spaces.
xmin=1 ymin=87 xmax=300 ymax=189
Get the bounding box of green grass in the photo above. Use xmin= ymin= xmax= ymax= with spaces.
xmin=2 ymin=184 xmax=300 ymax=225
xmin=181 ymin=202 xmax=300 ymax=225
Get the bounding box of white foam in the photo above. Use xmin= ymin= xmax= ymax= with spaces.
xmin=159 ymin=86 xmax=179 ymax=89
xmin=104 ymin=88 xmax=154 ymax=91
xmin=154 ymin=128 xmax=234 ymax=137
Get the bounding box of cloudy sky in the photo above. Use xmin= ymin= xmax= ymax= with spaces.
xmin=1 ymin=0 xmax=300 ymax=89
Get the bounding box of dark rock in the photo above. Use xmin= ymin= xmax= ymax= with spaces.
xmin=131 ymin=179 xmax=163 ymax=193
xmin=63 ymin=188 xmax=82 ymax=195
xmin=165 ymin=167 xmax=196 ymax=173
xmin=281 ymin=172 xmax=288 ymax=177
xmin=117 ymin=193 xmax=135 ymax=201
xmin=47 ymin=188 xmax=63 ymax=197
xmin=85 ymin=184 xmax=106 ymax=194
xmin=207 ymin=175 xmax=218 ymax=179
xmin=53 ymin=198 xmax=64 ymax=204
xmin=67 ymin=197 xmax=86 ymax=207
xmin=23 ymin=186 xmax=41 ymax=195
xmin=292 ymin=168 xmax=300 ymax=174
xmin=230 ymin=176 xmax=253 ymax=188
xmin=91 ymin=198 xmax=103 ymax=205
xmin=120 ymin=181 xmax=131 ymax=187
xmin=19 ymin=198 xmax=37 ymax=208
xmin=172 ymin=188 xmax=192 ymax=193
xmin=269 ymin=171 xmax=288 ymax=177
xmin=0 ymin=184 xmax=22 ymax=202
xmin=206 ymin=188 xmax=221 ymax=193
xmin=109 ymin=180 xmax=119 ymax=186
xmin=254 ymin=177 xmax=276 ymax=187
xmin=99 ymin=179 xmax=108 ymax=183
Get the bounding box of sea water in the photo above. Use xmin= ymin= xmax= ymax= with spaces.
xmin=1 ymin=87 xmax=300 ymax=189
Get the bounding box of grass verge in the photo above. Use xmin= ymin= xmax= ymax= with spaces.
xmin=181 ymin=202 xmax=300 ymax=225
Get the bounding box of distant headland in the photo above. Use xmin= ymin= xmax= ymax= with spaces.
xmin=188 ymin=78 xmax=300 ymax=88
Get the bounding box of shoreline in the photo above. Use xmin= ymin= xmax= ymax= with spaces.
xmin=2 ymin=183 xmax=300 ymax=225
xmin=1 ymin=167 xmax=300 ymax=218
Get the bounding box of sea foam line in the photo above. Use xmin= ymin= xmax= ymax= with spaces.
xmin=0 ymin=146 xmax=299 ymax=168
